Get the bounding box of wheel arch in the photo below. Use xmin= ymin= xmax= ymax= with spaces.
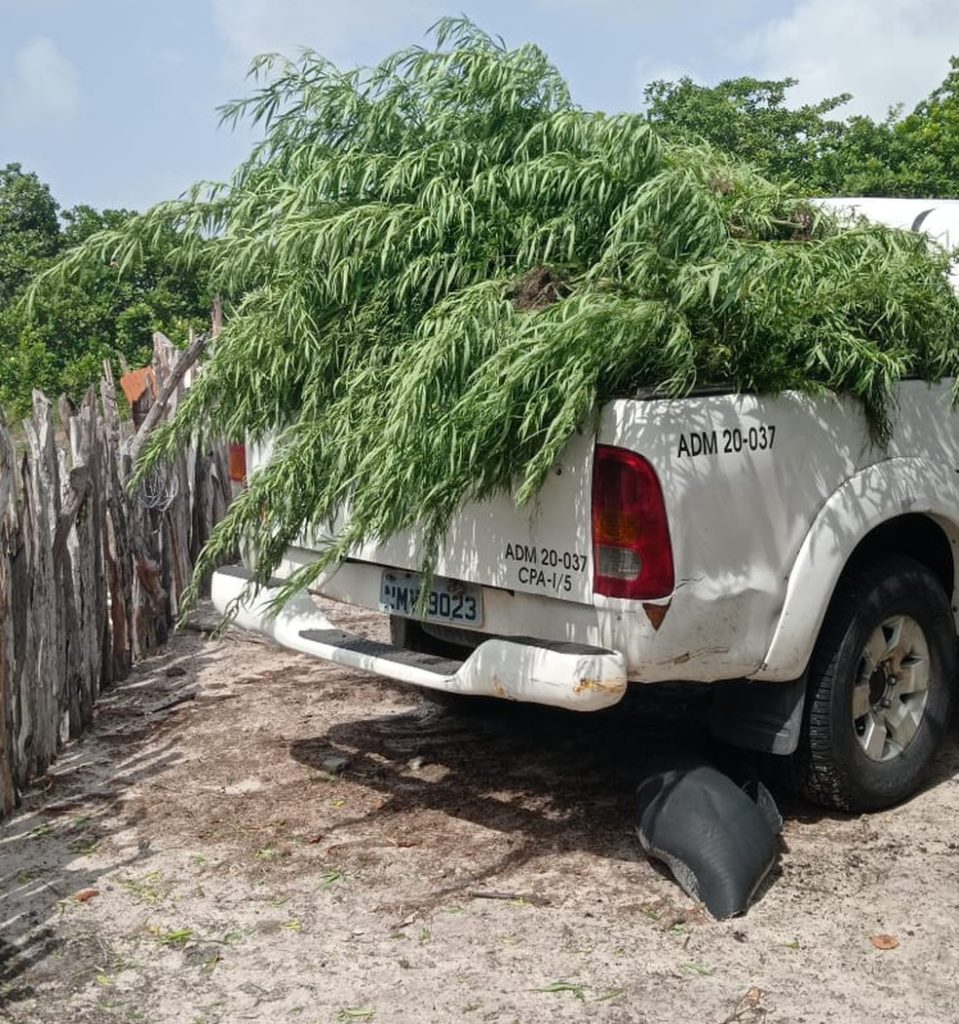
xmin=843 ymin=512 xmax=956 ymax=603
xmin=752 ymin=457 xmax=959 ymax=682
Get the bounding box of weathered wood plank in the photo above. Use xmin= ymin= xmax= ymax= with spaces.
xmin=56 ymin=442 xmax=84 ymax=739
xmin=128 ymin=330 xmax=208 ymax=466
xmin=80 ymin=387 xmax=109 ymax=701
xmin=19 ymin=392 xmax=64 ymax=777
xmin=100 ymin=362 xmax=134 ymax=680
xmin=152 ymin=334 xmax=193 ymax=619
xmin=63 ymin=389 xmax=103 ymax=734
xmin=0 ymin=419 xmax=18 ymax=814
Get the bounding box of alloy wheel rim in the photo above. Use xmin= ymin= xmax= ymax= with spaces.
xmin=852 ymin=614 xmax=930 ymax=763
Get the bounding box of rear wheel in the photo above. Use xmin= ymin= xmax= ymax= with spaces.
xmin=792 ymin=555 xmax=955 ymax=812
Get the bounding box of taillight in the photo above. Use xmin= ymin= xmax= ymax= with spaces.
xmin=229 ymin=443 xmax=247 ymax=484
xmin=591 ymin=445 xmax=674 ymax=599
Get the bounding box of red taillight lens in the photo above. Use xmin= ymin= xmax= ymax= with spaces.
xmin=229 ymin=443 xmax=247 ymax=484
xmin=591 ymin=445 xmax=674 ymax=599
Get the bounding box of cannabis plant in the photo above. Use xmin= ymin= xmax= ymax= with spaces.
xmin=33 ymin=19 xmax=959 ymax=605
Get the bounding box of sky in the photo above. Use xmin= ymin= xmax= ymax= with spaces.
xmin=1 ymin=0 xmax=958 ymax=212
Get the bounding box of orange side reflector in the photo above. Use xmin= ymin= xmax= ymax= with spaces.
xmin=228 ymin=443 xmax=247 ymax=484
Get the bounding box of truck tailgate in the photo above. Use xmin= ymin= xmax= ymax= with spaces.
xmin=350 ymin=428 xmax=598 ymax=604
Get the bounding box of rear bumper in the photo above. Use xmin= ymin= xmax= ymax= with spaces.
xmin=211 ymin=565 xmax=628 ymax=711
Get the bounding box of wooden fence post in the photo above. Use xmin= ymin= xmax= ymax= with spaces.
xmin=0 ymin=419 xmax=18 ymax=816
xmin=18 ymin=393 xmax=65 ymax=779
xmin=100 ymin=362 xmax=135 ymax=681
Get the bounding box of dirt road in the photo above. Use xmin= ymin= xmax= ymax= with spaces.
xmin=1 ymin=601 xmax=957 ymax=1024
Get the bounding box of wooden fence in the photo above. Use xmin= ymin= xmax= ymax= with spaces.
xmin=0 ymin=333 xmax=232 ymax=818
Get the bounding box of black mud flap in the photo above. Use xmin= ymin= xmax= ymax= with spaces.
xmin=710 ymin=677 xmax=807 ymax=755
xmin=635 ymin=754 xmax=782 ymax=919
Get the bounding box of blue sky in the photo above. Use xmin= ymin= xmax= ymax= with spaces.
xmin=2 ymin=0 xmax=958 ymax=212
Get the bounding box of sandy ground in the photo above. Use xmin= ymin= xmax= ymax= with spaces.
xmin=1 ymin=600 xmax=958 ymax=1024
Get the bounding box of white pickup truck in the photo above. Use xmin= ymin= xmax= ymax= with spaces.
xmin=213 ymin=198 xmax=959 ymax=814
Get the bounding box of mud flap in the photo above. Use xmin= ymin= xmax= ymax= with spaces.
xmin=635 ymin=754 xmax=782 ymax=919
xmin=710 ymin=677 xmax=807 ymax=755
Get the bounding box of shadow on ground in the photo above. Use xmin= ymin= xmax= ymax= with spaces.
xmin=290 ymin=684 xmax=729 ymax=892
xmin=291 ymin=680 xmax=959 ymax=886
xmin=0 ymin=629 xmax=221 ymax=1006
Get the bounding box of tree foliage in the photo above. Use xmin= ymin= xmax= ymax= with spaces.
xmin=0 ymin=164 xmax=209 ymax=415
xmin=32 ymin=20 xmax=959 ymax=607
xmin=0 ymin=164 xmax=61 ymax=304
xmin=875 ymin=57 xmax=959 ymax=196
xmin=643 ymin=76 xmax=853 ymax=190
xmin=644 ymin=61 xmax=959 ymax=198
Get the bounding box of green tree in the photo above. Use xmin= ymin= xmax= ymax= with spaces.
xmin=0 ymin=163 xmax=61 ymax=302
xmin=0 ymin=174 xmax=209 ymax=415
xmin=642 ymin=60 xmax=959 ymax=199
xmin=882 ymin=57 xmax=959 ymax=196
xmin=643 ymin=76 xmax=854 ymax=190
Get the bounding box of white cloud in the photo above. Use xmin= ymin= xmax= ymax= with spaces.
xmin=211 ymin=0 xmax=440 ymax=67
xmin=2 ymin=36 xmax=79 ymax=122
xmin=741 ymin=0 xmax=959 ymax=118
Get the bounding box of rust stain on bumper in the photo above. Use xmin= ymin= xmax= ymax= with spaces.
xmin=573 ymin=677 xmax=627 ymax=696
xmin=490 ymin=674 xmax=513 ymax=700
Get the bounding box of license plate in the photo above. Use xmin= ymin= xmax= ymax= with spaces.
xmin=379 ymin=571 xmax=483 ymax=627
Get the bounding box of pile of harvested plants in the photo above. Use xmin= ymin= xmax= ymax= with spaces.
xmin=33 ymin=19 xmax=959 ymax=603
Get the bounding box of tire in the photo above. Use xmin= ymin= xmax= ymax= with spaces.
xmin=791 ymin=555 xmax=956 ymax=812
